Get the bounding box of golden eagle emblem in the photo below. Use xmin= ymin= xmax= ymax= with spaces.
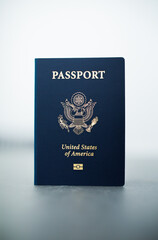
xmin=58 ymin=92 xmax=98 ymax=135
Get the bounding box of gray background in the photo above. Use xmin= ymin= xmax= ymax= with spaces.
xmin=0 ymin=0 xmax=158 ymax=240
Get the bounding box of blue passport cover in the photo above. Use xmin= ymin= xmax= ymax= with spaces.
xmin=35 ymin=58 xmax=125 ymax=186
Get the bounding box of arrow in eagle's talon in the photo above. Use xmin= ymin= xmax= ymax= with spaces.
xmin=86 ymin=117 xmax=98 ymax=132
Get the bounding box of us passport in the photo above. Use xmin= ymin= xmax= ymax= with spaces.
xmin=35 ymin=58 xmax=125 ymax=186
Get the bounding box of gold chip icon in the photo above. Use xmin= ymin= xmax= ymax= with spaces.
xmin=73 ymin=163 xmax=83 ymax=170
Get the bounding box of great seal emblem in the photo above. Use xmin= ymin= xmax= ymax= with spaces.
xmin=58 ymin=92 xmax=98 ymax=135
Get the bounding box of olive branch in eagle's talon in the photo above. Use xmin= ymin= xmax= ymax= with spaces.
xmin=58 ymin=115 xmax=70 ymax=132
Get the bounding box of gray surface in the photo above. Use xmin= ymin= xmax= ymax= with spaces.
xmin=0 ymin=147 xmax=158 ymax=240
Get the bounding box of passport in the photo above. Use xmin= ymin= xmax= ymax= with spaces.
xmin=35 ymin=58 xmax=125 ymax=186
